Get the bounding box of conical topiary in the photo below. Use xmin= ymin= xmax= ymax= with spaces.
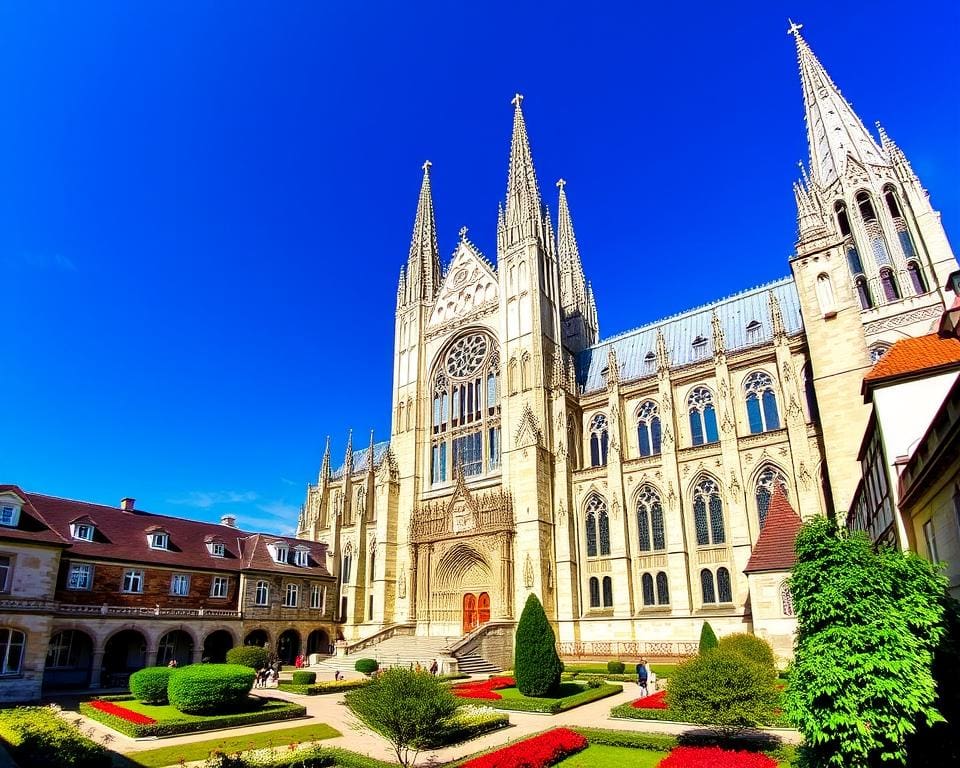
xmin=699 ymin=621 xmax=718 ymax=654
xmin=514 ymin=593 xmax=563 ymax=696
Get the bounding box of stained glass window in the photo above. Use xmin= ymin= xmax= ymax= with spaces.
xmin=589 ymin=577 xmax=600 ymax=608
xmin=880 ymin=268 xmax=900 ymax=302
xmin=636 ymin=400 xmax=661 ymax=457
xmin=602 ymin=576 xmax=613 ymax=607
xmin=693 ymin=477 xmax=724 ymax=545
xmin=585 ymin=506 xmax=597 ymax=557
xmin=744 ymin=371 xmax=780 ymax=433
xmin=637 ymin=486 xmax=664 ymax=552
xmin=688 ymin=387 xmax=718 ymax=446
xmin=589 ymin=413 xmax=609 ymax=466
xmin=642 ymin=573 xmax=655 ymax=605
xmin=756 ymin=466 xmax=789 ymax=528
xmin=856 ymin=277 xmax=873 ymax=309
xmin=598 ymin=508 xmax=611 ymax=556
xmin=700 ymin=569 xmax=715 ymax=604
xmin=907 ymin=262 xmax=926 ymax=295
xmin=717 ymin=567 xmax=732 ymax=602
xmin=656 ymin=572 xmax=669 ymax=604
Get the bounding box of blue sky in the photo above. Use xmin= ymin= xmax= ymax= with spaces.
xmin=2 ymin=1 xmax=958 ymax=534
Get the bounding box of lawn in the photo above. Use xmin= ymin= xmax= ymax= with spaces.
xmin=563 ymin=662 xmax=677 ymax=677
xmin=465 ymin=681 xmax=623 ymax=713
xmin=555 ymin=744 xmax=664 ymax=767
xmin=126 ymin=723 xmax=341 ymax=767
xmin=497 ymin=682 xmax=584 ymax=700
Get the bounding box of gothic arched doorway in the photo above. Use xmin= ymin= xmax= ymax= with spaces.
xmin=435 ymin=544 xmax=494 ymax=636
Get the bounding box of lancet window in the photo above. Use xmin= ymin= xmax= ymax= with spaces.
xmin=701 ymin=567 xmax=732 ymax=604
xmin=856 ymin=191 xmax=892 ymax=267
xmin=636 ymin=400 xmax=661 ymax=457
xmin=744 ymin=371 xmax=780 ymax=434
xmin=687 ymin=387 xmax=718 ymax=446
xmin=589 ymin=413 xmax=609 ymax=467
xmin=884 ymin=186 xmax=916 ymax=260
xmin=641 ymin=571 xmax=670 ymax=606
xmin=856 ymin=276 xmax=873 ymax=310
xmin=588 ymin=577 xmax=600 ymax=608
xmin=907 ymin=262 xmax=926 ymax=295
xmin=693 ymin=476 xmax=725 ymax=546
xmin=880 ymin=268 xmax=900 ymax=303
xmin=755 ymin=466 xmax=789 ymax=529
xmin=636 ymin=485 xmax=665 ymax=552
xmin=431 ymin=331 xmax=501 ymax=485
xmin=602 ymin=576 xmax=613 ymax=607
xmin=584 ymin=494 xmax=610 ymax=557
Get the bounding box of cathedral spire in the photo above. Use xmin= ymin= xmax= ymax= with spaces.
xmin=342 ymin=429 xmax=353 ymax=482
xmin=367 ymin=429 xmax=376 ymax=476
xmin=556 ymin=179 xmax=588 ymax=316
xmin=320 ymin=435 xmax=331 ymax=482
xmin=406 ymin=160 xmax=442 ymax=303
xmin=503 ymin=93 xmax=544 ymax=247
xmin=790 ymin=21 xmax=886 ymax=188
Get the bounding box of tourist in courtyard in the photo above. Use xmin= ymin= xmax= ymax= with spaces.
xmin=429 ymin=659 xmax=439 ymax=675
xmin=636 ymin=659 xmax=648 ymax=696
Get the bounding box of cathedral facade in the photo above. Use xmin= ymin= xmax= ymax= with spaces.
xmin=297 ymin=27 xmax=958 ymax=661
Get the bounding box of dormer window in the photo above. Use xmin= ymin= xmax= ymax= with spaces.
xmin=294 ymin=548 xmax=309 ymax=567
xmin=746 ymin=320 xmax=762 ymax=338
xmin=691 ymin=336 xmax=709 ymax=359
xmin=643 ymin=351 xmax=656 ymax=372
xmin=0 ymin=504 xmax=21 ymax=528
xmin=71 ymin=523 xmax=95 ymax=541
xmin=149 ymin=532 xmax=170 ymax=550
xmin=271 ymin=543 xmax=289 ymax=564
xmin=211 ymin=542 xmax=225 ymax=557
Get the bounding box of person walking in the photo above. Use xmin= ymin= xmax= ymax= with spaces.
xmin=636 ymin=658 xmax=649 ymax=697
xmin=429 ymin=659 xmax=439 ymax=676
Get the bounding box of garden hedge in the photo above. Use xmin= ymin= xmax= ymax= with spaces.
xmin=606 ymin=660 xmax=625 ymax=674
xmin=291 ymin=671 xmax=317 ymax=685
xmin=79 ymin=697 xmax=305 ymax=738
xmin=354 ymin=658 xmax=379 ymax=674
xmin=129 ymin=666 xmax=172 ymax=704
xmin=226 ymin=646 xmax=270 ymax=670
xmin=716 ymin=633 xmax=775 ymax=670
xmin=279 ymin=679 xmax=370 ymax=695
xmin=168 ymin=663 xmax=255 ymax=714
xmin=0 ymin=706 xmax=111 ymax=768
xmin=486 ymin=682 xmax=621 ymax=714
xmin=418 ymin=706 xmax=509 ymax=748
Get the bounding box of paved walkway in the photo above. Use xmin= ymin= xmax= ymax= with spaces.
xmin=62 ymin=676 xmax=801 ymax=766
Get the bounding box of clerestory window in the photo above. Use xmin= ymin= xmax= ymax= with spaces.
xmin=688 ymin=387 xmax=718 ymax=446
xmin=584 ymin=494 xmax=610 ymax=557
xmin=636 ymin=400 xmax=661 ymax=457
xmin=744 ymin=371 xmax=780 ymax=434
xmin=636 ymin=485 xmax=665 ymax=552
xmin=693 ymin=476 xmax=725 ymax=546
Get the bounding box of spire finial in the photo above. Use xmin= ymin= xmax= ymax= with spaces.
xmin=787 ymin=18 xmax=803 ymax=37
xmin=459 ymin=226 xmax=468 ymax=241
xmin=511 ymin=93 xmax=523 ymax=108
xmin=422 ymin=159 xmax=432 ymax=173
xmin=556 ymin=178 xmax=566 ymax=191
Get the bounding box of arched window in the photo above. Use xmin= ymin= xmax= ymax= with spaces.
xmin=837 ymin=202 xmax=865 ymax=276
xmin=589 ymin=413 xmax=609 ymax=467
xmin=636 ymin=400 xmax=661 ymax=457
xmin=907 ymin=262 xmax=926 ymax=295
xmin=341 ymin=552 xmax=352 ymax=583
xmin=397 ymin=401 xmax=404 ymax=433
xmin=856 ymin=191 xmax=891 ymax=266
xmin=856 ymin=277 xmax=873 ymax=310
xmin=521 ymin=353 xmax=531 ymax=391
xmin=884 ymin=186 xmax=916 ymax=259
xmin=0 ymin=628 xmax=25 ymax=675
xmin=588 ymin=577 xmax=600 ymax=608
xmin=717 ymin=567 xmax=732 ymax=603
xmin=700 ymin=569 xmax=716 ymax=604
xmin=780 ymin=581 xmax=795 ymax=617
xmin=656 ymin=572 xmax=670 ymax=604
xmin=755 ymin=466 xmax=789 ymax=529
xmin=688 ymin=387 xmax=718 ymax=446
xmin=835 ymin=201 xmax=852 ymax=236
xmin=815 ymin=273 xmax=836 ymax=315
xmin=602 ymin=576 xmax=613 ymax=607
xmin=880 ymin=268 xmax=900 ymax=302
xmin=507 ymin=359 xmax=518 ymax=395
xmin=431 ymin=332 xmax=500 ymax=484
xmin=693 ymin=477 xmax=725 ymax=546
xmin=636 ymin=485 xmax=665 ymax=552
xmin=585 ymin=495 xmax=610 ymax=557
xmin=744 ymin=371 xmax=780 ymax=434
xmin=642 ymin=573 xmax=655 ymax=606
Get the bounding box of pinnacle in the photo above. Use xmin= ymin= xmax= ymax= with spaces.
xmin=503 ymin=93 xmax=543 ymax=248
xmin=406 ymin=161 xmax=442 ymax=303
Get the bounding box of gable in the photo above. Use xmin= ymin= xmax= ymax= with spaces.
xmin=428 ymin=240 xmax=499 ymax=328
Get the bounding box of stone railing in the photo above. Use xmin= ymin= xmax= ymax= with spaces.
xmin=56 ymin=604 xmax=241 ymax=619
xmin=442 ymin=620 xmax=515 ymax=658
xmin=339 ymin=622 xmax=416 ymax=657
xmin=557 ymin=640 xmax=699 ymax=659
xmin=0 ymin=597 xmax=54 ymax=611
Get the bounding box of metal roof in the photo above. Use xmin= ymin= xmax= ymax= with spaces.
xmin=331 ymin=440 xmax=391 ymax=480
xmin=576 ymin=277 xmax=804 ymax=393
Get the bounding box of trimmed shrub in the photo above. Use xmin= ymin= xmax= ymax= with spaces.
xmin=129 ymin=666 xmax=172 ymax=704
xmin=698 ymin=621 xmax=718 ymax=654
xmin=418 ymin=705 xmax=509 ymax=748
xmin=717 ymin=633 xmax=775 ymax=670
xmin=291 ymin=670 xmax=317 ymax=685
xmin=667 ymin=648 xmax=779 ymax=736
xmin=607 ymin=660 xmax=625 ymax=674
xmin=279 ymin=678 xmax=370 ymax=695
xmin=354 ymin=658 xmax=379 ymax=675
xmin=514 ymin=593 xmax=563 ymax=697
xmin=0 ymin=705 xmax=111 ymax=768
xmin=226 ymin=646 xmax=269 ymax=670
xmin=167 ymin=663 xmax=255 ymax=714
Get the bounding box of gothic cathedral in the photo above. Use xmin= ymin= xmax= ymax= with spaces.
xmin=297 ymin=27 xmax=957 ymax=661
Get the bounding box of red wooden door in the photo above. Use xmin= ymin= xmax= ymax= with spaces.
xmin=477 ymin=592 xmax=490 ymax=625
xmin=462 ymin=593 xmax=477 ymax=633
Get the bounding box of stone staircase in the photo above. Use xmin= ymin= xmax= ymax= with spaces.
xmin=306 ymin=632 xmax=501 ymax=676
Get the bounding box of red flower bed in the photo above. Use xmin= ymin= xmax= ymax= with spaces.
xmin=657 ymin=746 xmax=777 ymax=768
xmin=89 ymin=700 xmax=157 ymax=725
xmin=630 ymin=690 xmax=668 ymax=709
xmin=451 ymin=676 xmax=516 ymax=701
xmin=461 ymin=727 xmax=587 ymax=768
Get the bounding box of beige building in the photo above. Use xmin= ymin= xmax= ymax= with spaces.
xmin=297 ymin=26 xmax=958 ymax=663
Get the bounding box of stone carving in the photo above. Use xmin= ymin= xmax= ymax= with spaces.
xmin=398 ymin=565 xmax=407 ymax=599
xmin=546 ymin=561 xmax=554 ymax=591
xmin=514 ymin=402 xmax=543 ymax=449
xmin=667 ymin=482 xmax=677 ymax=510
xmin=523 ymin=553 xmax=535 ymax=588
xmin=729 ymin=472 xmax=741 ymax=497
xmin=799 ymin=461 xmax=813 ymax=491
xmin=863 ymin=305 xmax=941 ymax=334
xmin=428 ymin=242 xmax=498 ymax=328
xmin=662 ymin=424 xmax=674 ymax=449
xmin=557 ymin=501 xmax=566 ymax=526
xmin=611 ymin=498 xmax=620 ymax=520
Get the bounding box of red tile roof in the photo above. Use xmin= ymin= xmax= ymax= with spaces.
xmin=0 ymin=485 xmax=71 ymax=546
xmin=8 ymin=489 xmax=330 ymax=577
xmin=744 ymin=485 xmax=804 ymax=574
xmin=863 ymin=332 xmax=960 ymax=388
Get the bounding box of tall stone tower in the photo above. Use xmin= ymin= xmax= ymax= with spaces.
xmin=788 ymin=21 xmax=958 ymax=514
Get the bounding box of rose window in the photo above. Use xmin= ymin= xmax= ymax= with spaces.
xmin=444 ymin=333 xmax=489 ymax=380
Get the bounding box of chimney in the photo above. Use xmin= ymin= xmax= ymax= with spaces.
xmin=220 ymin=515 xmax=237 ymax=528
xmin=120 ymin=497 xmax=136 ymax=512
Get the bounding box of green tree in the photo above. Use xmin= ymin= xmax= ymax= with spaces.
xmin=698 ymin=621 xmax=718 ymax=654
xmin=717 ymin=633 xmax=775 ymax=670
xmin=514 ymin=593 xmax=563 ymax=696
xmin=345 ymin=667 xmax=457 ymax=767
xmin=786 ymin=517 xmax=948 ymax=768
xmin=667 ymin=648 xmax=779 ymax=737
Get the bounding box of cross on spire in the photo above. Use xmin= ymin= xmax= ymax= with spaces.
xmin=556 ymin=178 xmax=566 ymax=190
xmin=459 ymin=226 xmax=468 ymax=241
xmin=787 ymin=18 xmax=803 ymax=36
xmin=511 ymin=93 xmax=523 ymax=107
xmin=422 ymin=159 xmax=432 ymax=172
